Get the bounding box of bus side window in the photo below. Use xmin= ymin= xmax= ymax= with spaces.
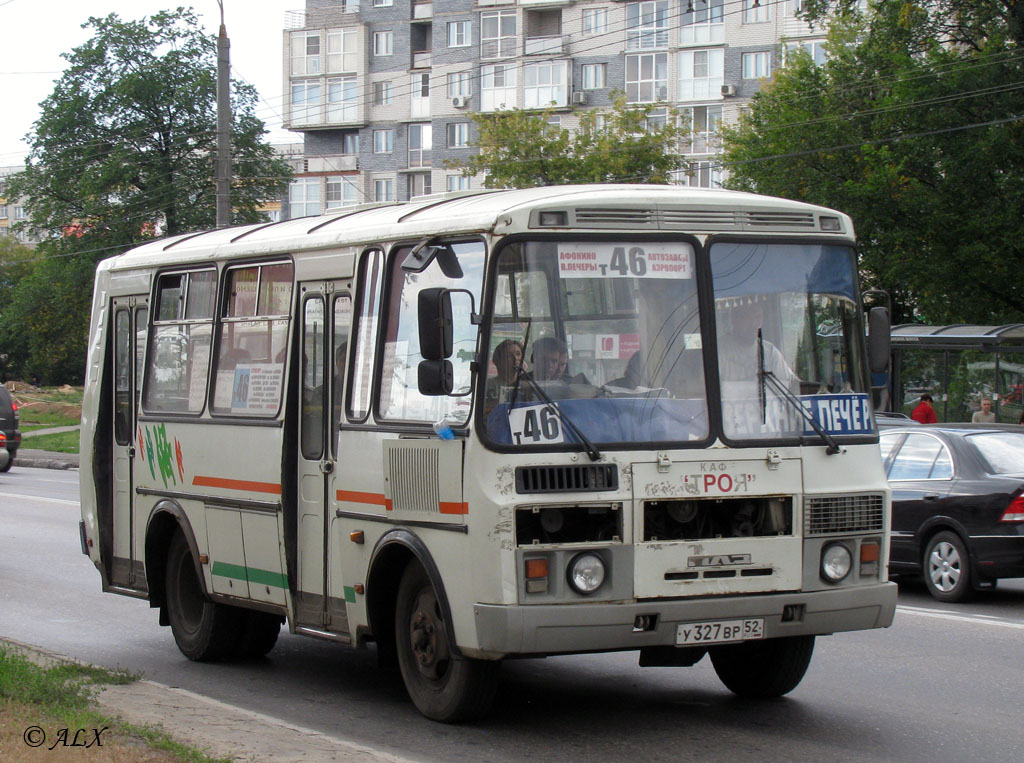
xmin=347 ymin=250 xmax=384 ymax=422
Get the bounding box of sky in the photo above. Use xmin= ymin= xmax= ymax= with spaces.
xmin=0 ymin=0 xmax=297 ymax=167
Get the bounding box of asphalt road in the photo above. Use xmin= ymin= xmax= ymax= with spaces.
xmin=2 ymin=466 xmax=1023 ymax=762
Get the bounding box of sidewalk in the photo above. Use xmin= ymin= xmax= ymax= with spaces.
xmin=13 ymin=425 xmax=80 ymax=470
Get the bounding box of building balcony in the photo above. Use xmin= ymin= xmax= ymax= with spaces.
xmin=304 ymin=155 xmax=359 ymax=173
xmin=412 ymin=50 xmax=432 ymax=69
xmin=413 ymin=1 xmax=433 ymax=20
xmin=284 ymin=5 xmax=359 ymax=30
xmin=524 ymin=35 xmax=564 ymax=56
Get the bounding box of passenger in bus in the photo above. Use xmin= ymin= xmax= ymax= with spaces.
xmin=717 ymin=300 xmax=798 ymax=393
xmin=607 ymin=352 xmax=649 ymax=391
xmin=484 ymin=339 xmax=524 ymax=412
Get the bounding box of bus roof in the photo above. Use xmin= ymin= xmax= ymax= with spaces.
xmin=105 ymin=184 xmax=853 ymax=272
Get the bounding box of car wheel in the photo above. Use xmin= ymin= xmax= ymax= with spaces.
xmin=710 ymin=635 xmax=815 ymax=698
xmin=0 ymin=453 xmax=11 ymax=472
xmin=165 ymin=531 xmax=243 ymax=661
xmin=394 ymin=561 xmax=500 ymax=722
xmin=923 ymin=531 xmax=973 ymax=603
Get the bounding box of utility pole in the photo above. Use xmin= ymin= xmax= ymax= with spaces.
xmin=215 ymin=0 xmax=231 ymax=228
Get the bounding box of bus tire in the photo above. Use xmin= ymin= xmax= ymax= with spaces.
xmin=710 ymin=635 xmax=814 ymax=698
xmin=165 ymin=531 xmax=242 ymax=662
xmin=237 ymin=611 xmax=282 ymax=659
xmin=394 ymin=561 xmax=499 ymax=722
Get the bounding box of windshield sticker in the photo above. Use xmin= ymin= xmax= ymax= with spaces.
xmin=507 ymin=403 xmax=566 ymax=445
xmin=801 ymin=394 xmax=873 ymax=435
xmin=558 ymin=244 xmax=693 ymax=279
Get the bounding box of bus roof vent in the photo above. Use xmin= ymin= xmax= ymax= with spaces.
xmin=659 ymin=208 xmax=738 ymax=230
xmin=745 ymin=211 xmax=817 ymax=228
xmin=573 ymin=208 xmax=656 ymax=228
xmin=515 ymin=464 xmax=619 ymax=494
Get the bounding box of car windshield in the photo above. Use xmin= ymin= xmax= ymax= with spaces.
xmin=966 ymin=432 xmax=1024 ymax=474
xmin=481 ymin=239 xmax=708 ymax=448
xmin=709 ymin=242 xmax=872 ymax=442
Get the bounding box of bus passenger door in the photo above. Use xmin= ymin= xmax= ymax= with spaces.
xmin=295 ymin=283 xmax=351 ymax=631
xmin=111 ymin=297 xmax=148 ymax=588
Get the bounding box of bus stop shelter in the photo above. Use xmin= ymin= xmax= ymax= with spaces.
xmin=889 ymin=324 xmax=1024 ymax=423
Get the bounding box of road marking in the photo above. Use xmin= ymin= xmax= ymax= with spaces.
xmin=897 ymin=604 xmax=1024 ymax=630
xmin=0 ymin=492 xmax=78 ymax=506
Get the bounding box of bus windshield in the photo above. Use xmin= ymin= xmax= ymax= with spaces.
xmin=482 ymin=239 xmax=709 ymax=448
xmin=481 ymin=239 xmax=871 ymax=450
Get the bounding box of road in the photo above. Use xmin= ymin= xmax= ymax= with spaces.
xmin=2 ymin=465 xmax=1023 ymax=762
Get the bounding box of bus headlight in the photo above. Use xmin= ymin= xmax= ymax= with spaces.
xmin=567 ymin=552 xmax=605 ymax=594
xmin=821 ymin=544 xmax=852 ymax=583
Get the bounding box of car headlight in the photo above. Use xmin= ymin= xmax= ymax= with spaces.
xmin=567 ymin=552 xmax=605 ymax=594
xmin=821 ymin=543 xmax=852 ymax=583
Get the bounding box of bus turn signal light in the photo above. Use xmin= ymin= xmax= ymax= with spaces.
xmin=525 ymin=557 xmax=549 ymax=594
xmin=860 ymin=542 xmax=880 ymax=563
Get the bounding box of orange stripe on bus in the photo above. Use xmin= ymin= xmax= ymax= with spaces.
xmin=338 ymin=490 xmax=392 ymax=510
xmin=439 ymin=502 xmax=469 ymax=515
xmin=193 ymin=476 xmax=282 ymax=495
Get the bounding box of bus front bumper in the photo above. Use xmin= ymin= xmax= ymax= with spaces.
xmin=468 ymin=582 xmax=897 ymax=658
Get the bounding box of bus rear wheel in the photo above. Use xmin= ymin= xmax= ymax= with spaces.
xmin=237 ymin=611 xmax=283 ymax=658
xmin=165 ymin=531 xmax=242 ymax=661
xmin=710 ymin=635 xmax=814 ymax=698
xmin=394 ymin=561 xmax=499 ymax=722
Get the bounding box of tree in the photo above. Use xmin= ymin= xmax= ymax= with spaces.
xmin=450 ymin=95 xmax=690 ymax=188
xmin=4 ymin=9 xmax=292 ymax=383
xmin=0 ymin=238 xmax=36 ymax=380
xmin=721 ymin=3 xmax=1024 ymax=325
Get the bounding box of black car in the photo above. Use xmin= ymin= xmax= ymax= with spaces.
xmin=0 ymin=386 xmax=20 ymax=472
xmin=880 ymin=424 xmax=1024 ymax=602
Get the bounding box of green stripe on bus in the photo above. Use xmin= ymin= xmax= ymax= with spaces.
xmin=344 ymin=586 xmax=357 ymax=603
xmin=211 ymin=561 xmax=288 ymax=589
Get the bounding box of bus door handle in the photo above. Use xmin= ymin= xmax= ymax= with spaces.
xmin=320 ymin=460 xmax=334 ymax=475
xmin=923 ymin=493 xmax=940 ymax=502
xmin=128 ymin=446 xmax=136 ymax=458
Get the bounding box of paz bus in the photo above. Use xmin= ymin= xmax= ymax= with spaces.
xmin=79 ymin=184 xmax=896 ymax=722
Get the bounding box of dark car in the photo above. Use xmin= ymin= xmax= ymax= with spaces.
xmin=880 ymin=424 xmax=1024 ymax=602
xmin=0 ymin=386 xmax=21 ymax=472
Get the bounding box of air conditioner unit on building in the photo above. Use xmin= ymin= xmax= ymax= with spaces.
xmin=571 ymin=91 xmax=587 ymax=106
xmin=452 ymin=96 xmax=469 ymax=108
xmin=721 ymin=83 xmax=736 ymax=96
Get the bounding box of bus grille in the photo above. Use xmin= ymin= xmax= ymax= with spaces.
xmin=516 ymin=464 xmax=619 ymax=494
xmin=804 ymin=494 xmax=885 ymax=535
xmin=388 ymin=446 xmax=440 ymax=513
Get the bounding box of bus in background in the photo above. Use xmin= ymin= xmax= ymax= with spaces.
xmin=79 ymin=185 xmax=896 ymax=722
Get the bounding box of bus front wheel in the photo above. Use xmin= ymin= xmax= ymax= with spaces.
xmin=394 ymin=561 xmax=499 ymax=722
xmin=710 ymin=635 xmax=814 ymax=698
xmin=165 ymin=531 xmax=242 ymax=661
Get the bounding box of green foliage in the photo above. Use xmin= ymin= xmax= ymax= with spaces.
xmin=721 ymin=2 xmax=1024 ymax=325
xmin=2 ymin=8 xmax=292 ymax=383
xmin=451 ymin=95 xmax=689 ymax=188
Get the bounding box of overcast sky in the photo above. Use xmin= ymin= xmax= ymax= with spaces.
xmin=0 ymin=0 xmax=297 ymax=167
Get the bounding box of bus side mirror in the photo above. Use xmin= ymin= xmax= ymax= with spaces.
xmin=868 ymin=306 xmax=890 ymax=375
xmin=419 ymin=288 xmax=453 ymax=361
xmin=418 ymin=359 xmax=454 ymax=396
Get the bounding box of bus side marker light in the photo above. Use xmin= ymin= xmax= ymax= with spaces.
xmin=199 ymin=554 xmax=209 ymax=565
xmin=354 ymin=584 xmax=364 ymax=595
xmin=350 ymin=531 xmax=365 ymax=544
xmin=525 ymin=558 xmax=548 ymax=594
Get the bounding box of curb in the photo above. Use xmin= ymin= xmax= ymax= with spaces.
xmin=12 ymin=450 xmax=80 ymax=470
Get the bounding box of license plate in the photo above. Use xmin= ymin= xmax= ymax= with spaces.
xmin=676 ymin=618 xmax=764 ymax=645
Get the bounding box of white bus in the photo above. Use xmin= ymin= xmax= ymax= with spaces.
xmin=80 ymin=184 xmax=896 ymax=722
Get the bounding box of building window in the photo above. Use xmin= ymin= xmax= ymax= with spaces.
xmin=785 ymin=39 xmax=828 ymax=66
xmin=373 ymin=0 xmax=393 ymax=5
xmin=625 ymin=53 xmax=667 ymax=103
xmin=679 ymin=49 xmax=724 ymax=101
xmin=582 ymin=63 xmax=606 ymax=90
xmin=409 ymin=124 xmax=432 ymax=168
xmin=410 ymin=173 xmax=432 ymax=198
xmin=374 ymin=178 xmax=394 ymax=202
xmin=447 ymin=122 xmax=470 ymax=148
xmin=524 ymin=60 xmax=568 ymax=109
xmin=446 ymin=175 xmax=471 ymax=192
xmin=290 ymin=177 xmax=322 ymax=217
xmin=327 ymin=76 xmax=358 ymax=122
xmin=448 ymin=20 xmax=471 ymax=47
xmin=0 ymin=206 xmax=7 ymax=219
xmin=343 ymin=133 xmax=360 ymax=154
xmin=291 ymin=31 xmax=320 ymax=75
xmin=626 ymin=1 xmax=669 ymax=50
xmin=583 ymin=8 xmax=608 ymax=35
xmin=682 ymin=105 xmax=722 ymax=154
xmin=645 ymin=108 xmax=667 ymax=132
xmin=291 ymin=80 xmax=322 ymax=125
xmin=326 ymin=28 xmax=358 ymax=72
xmin=681 ymin=0 xmax=724 ymax=44
xmin=373 ymin=31 xmax=393 ymax=56
xmin=326 ymin=176 xmax=359 ymax=208
xmin=678 ymin=160 xmax=723 ymax=188
xmin=742 ymin=51 xmax=772 ymax=79
xmin=744 ymin=0 xmax=770 ymax=23
xmin=374 ymin=129 xmax=394 ymax=153
xmin=374 ymin=81 xmax=393 ymax=106
xmin=448 ymin=71 xmax=472 ymax=98
xmin=481 ymin=10 xmax=516 ymax=59
xmin=481 ymin=64 xmax=517 ymax=111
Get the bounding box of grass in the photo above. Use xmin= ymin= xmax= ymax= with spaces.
xmin=13 ymin=385 xmax=84 ymax=431
xmin=0 ymin=645 xmax=228 ymax=762
xmin=20 ymin=430 xmax=80 ymax=454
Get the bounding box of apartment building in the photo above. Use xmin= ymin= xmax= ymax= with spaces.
xmin=281 ymin=0 xmax=827 ymax=216
xmin=0 ymin=167 xmax=40 ymax=246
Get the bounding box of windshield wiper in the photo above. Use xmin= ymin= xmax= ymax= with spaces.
xmin=517 ymin=374 xmax=603 ymax=462
xmin=757 ymin=332 xmax=842 ymax=456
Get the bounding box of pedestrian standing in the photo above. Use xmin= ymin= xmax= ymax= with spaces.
xmin=911 ymin=393 xmax=938 ymax=424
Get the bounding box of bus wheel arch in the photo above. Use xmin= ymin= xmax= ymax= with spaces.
xmin=145 ymin=501 xmax=201 ymax=624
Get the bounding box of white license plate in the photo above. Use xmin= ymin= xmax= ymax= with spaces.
xmin=676 ymin=618 xmax=764 ymax=645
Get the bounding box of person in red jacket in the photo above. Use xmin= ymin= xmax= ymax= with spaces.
xmin=911 ymin=393 xmax=938 ymax=424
